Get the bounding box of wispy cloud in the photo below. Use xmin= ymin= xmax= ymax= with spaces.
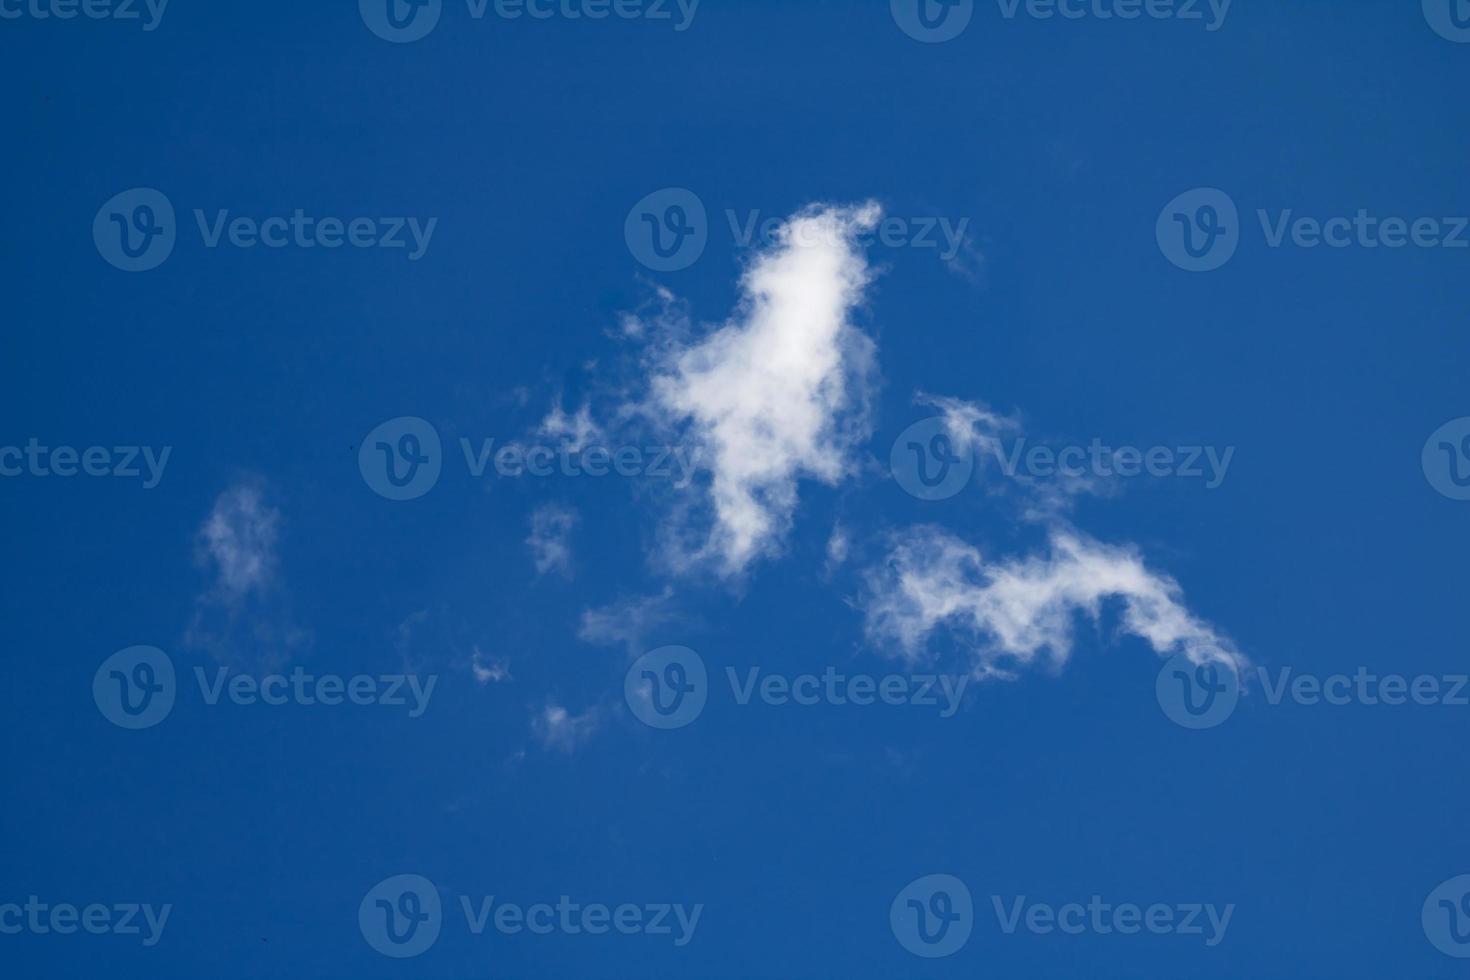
xmin=195 ymin=482 xmax=279 ymax=603
xmin=538 ymin=401 xmax=602 ymax=453
xmin=916 ymin=391 xmax=1018 ymax=465
xmin=394 ymin=608 xmax=432 ymax=674
xmin=526 ymin=503 xmax=578 ymax=578
xmin=527 ymin=200 xmax=1241 ymax=716
xmin=471 ymin=645 xmax=511 ymax=685
xmin=184 ymin=480 xmax=307 ymax=668
xmin=396 ymin=606 xmax=506 ymax=682
xmin=532 ymin=702 xmax=603 ymax=753
xmin=943 ymin=235 xmax=987 ymax=286
xmin=577 ymin=587 xmax=680 ymax=656
xmin=862 ymin=525 xmax=1243 ymax=679
xmin=825 ymin=522 xmax=850 ymax=571
xmin=634 ymin=202 xmax=883 ymax=577
xmin=915 ymin=392 xmax=1113 ymax=512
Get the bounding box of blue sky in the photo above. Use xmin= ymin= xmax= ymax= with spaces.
xmin=4 ymin=1 xmax=1470 ymax=977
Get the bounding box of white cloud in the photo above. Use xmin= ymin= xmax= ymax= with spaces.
xmin=642 ymin=202 xmax=883 ymax=577
xmin=916 ymin=391 xmax=1017 ymax=465
xmin=471 ymin=646 xmax=511 ymax=685
xmin=533 ymin=702 xmax=603 ymax=753
xmin=862 ymin=525 xmax=1243 ymax=679
xmin=619 ymin=318 xmax=643 ymax=339
xmin=538 ymin=401 xmax=602 ymax=454
xmin=826 ymin=523 xmax=850 ymax=568
xmin=185 ymin=480 xmax=307 ymax=667
xmin=943 ymin=236 xmax=986 ymax=286
xmin=577 ymin=587 xmax=679 ymax=656
xmin=915 ymin=392 xmax=1112 ymax=513
xmin=394 ymin=608 xmax=508 ymax=682
xmin=195 ymin=482 xmax=279 ymax=602
xmin=526 ymin=503 xmax=578 ymax=578
xmin=394 ymin=608 xmax=432 ymax=674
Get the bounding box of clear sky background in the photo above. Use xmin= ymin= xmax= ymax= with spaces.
xmin=3 ymin=1 xmax=1470 ymax=977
